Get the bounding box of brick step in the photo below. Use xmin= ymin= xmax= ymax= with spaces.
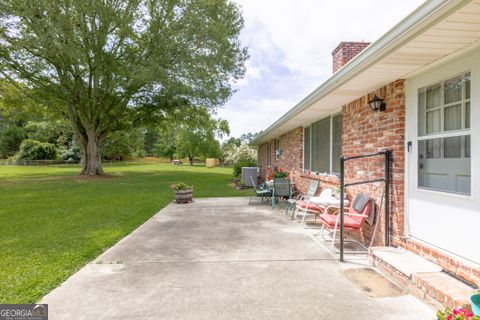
xmin=415 ymin=272 xmax=474 ymax=309
xmin=370 ymin=246 xmax=475 ymax=311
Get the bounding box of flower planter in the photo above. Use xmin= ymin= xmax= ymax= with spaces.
xmin=174 ymin=189 xmax=193 ymax=203
xmin=472 ymin=294 xmax=480 ymax=316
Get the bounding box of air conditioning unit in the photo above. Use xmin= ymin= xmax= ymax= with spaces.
xmin=275 ymin=149 xmax=282 ymax=157
xmin=241 ymin=167 xmax=259 ymax=187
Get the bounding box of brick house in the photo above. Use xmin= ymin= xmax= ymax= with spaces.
xmin=252 ymin=0 xmax=480 ymax=310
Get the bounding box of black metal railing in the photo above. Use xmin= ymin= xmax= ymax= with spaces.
xmin=339 ymin=149 xmax=392 ymax=262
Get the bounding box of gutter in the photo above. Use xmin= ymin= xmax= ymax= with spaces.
xmin=251 ymin=0 xmax=471 ymax=145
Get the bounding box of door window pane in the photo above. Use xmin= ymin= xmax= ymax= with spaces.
xmin=426 ymin=139 xmax=441 ymax=158
xmin=444 ymin=136 xmax=461 ymax=158
xmin=304 ymin=126 xmax=311 ymax=171
xmin=444 ymin=75 xmax=462 ymax=104
xmin=426 ymin=110 xmax=440 ymax=134
xmin=418 ymin=136 xmax=471 ymax=195
xmin=426 ymin=84 xmax=441 ymax=109
xmin=465 ymin=73 xmax=471 ymax=99
xmin=465 ymin=102 xmax=470 ymax=129
xmin=444 ymin=105 xmax=462 ymax=131
xmin=465 ymin=136 xmax=470 ymax=158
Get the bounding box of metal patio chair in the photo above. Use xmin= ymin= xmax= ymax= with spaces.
xmin=286 ymin=180 xmax=319 ymax=219
xmin=272 ymin=178 xmax=291 ymax=209
xmin=319 ymin=193 xmax=374 ymax=247
xmin=249 ymin=176 xmax=271 ymax=205
xmin=298 ymin=188 xmax=334 ymax=225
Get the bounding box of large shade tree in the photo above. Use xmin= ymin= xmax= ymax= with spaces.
xmin=175 ymin=106 xmax=228 ymax=164
xmin=0 ymin=0 xmax=247 ymax=175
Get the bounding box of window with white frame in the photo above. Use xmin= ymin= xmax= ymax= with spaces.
xmin=303 ymin=113 xmax=342 ymax=174
xmin=274 ymin=137 xmax=280 ymax=160
xmin=266 ymin=142 xmax=271 ymax=166
xmin=417 ymin=72 xmax=471 ymax=195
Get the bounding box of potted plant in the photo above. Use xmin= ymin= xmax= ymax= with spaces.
xmin=272 ymin=167 xmax=288 ymax=179
xmin=437 ymin=307 xmax=480 ymax=320
xmin=334 ymin=186 xmax=346 ymax=199
xmin=472 ymin=289 xmax=480 ymax=317
xmin=170 ymin=182 xmax=193 ymax=203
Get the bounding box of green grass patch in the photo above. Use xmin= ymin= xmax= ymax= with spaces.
xmin=0 ymin=163 xmax=250 ymax=303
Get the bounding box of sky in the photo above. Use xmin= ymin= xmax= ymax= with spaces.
xmin=217 ymin=0 xmax=425 ymax=138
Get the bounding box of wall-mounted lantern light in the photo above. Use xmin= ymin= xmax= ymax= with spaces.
xmin=368 ymin=95 xmax=386 ymax=112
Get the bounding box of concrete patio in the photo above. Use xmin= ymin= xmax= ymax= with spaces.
xmin=42 ymin=197 xmax=435 ymax=319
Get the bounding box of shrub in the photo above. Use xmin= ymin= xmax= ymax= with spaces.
xmin=170 ymin=182 xmax=193 ymax=191
xmin=0 ymin=125 xmax=26 ymax=158
xmin=225 ymin=142 xmax=257 ymax=177
xmin=59 ymin=144 xmax=81 ymax=161
xmin=224 ymin=142 xmax=257 ymax=165
xmin=233 ymin=158 xmax=257 ymax=178
xmin=17 ymin=139 xmax=57 ymax=160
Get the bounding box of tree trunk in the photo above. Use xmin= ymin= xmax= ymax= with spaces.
xmin=79 ymin=128 xmax=104 ymax=176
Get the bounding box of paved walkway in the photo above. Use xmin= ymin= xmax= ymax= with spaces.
xmin=42 ymin=197 xmax=434 ymax=319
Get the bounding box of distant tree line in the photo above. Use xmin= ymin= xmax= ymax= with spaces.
xmin=0 ymin=80 xmax=260 ymax=165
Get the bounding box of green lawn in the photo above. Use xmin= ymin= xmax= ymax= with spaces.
xmin=0 ymin=163 xmax=250 ymax=303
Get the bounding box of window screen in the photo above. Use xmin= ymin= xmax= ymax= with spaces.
xmin=332 ymin=114 xmax=342 ymax=173
xmin=311 ymin=117 xmax=330 ymax=173
xmin=304 ymin=126 xmax=311 ymax=171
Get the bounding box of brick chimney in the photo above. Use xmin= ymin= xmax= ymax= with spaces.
xmin=332 ymin=41 xmax=371 ymax=73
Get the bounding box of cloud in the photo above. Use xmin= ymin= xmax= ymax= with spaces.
xmin=220 ymin=0 xmax=425 ymax=137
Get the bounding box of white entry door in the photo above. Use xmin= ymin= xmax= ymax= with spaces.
xmin=406 ymin=51 xmax=480 ymax=265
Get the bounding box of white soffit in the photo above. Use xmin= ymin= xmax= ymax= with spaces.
xmin=253 ymin=0 xmax=480 ymax=145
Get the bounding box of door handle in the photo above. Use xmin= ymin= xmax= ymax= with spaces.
xmin=407 ymin=141 xmax=412 ymax=152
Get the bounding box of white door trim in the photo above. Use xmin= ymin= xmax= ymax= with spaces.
xmin=404 ymin=45 xmax=480 ymax=264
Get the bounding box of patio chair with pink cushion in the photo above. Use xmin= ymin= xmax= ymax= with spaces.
xmin=286 ymin=180 xmax=319 ymax=219
xmin=319 ymin=193 xmax=374 ymax=247
xmin=297 ymin=188 xmax=333 ymax=224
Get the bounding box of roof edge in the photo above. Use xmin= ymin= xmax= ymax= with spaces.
xmin=251 ymin=0 xmax=470 ymax=146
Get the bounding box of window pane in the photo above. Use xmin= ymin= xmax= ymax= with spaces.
xmin=425 ymin=139 xmax=441 ymax=159
xmin=426 ymin=84 xmax=441 ymax=109
xmin=304 ymin=127 xmax=311 ymax=171
xmin=444 ymin=104 xmax=461 ymax=131
xmin=465 ymin=102 xmax=470 ymax=129
xmin=266 ymin=143 xmax=271 ymax=166
xmin=311 ymin=117 xmax=330 ymax=173
xmin=444 ymin=75 xmax=462 ymax=104
xmin=418 ymin=136 xmax=471 ymax=195
xmin=426 ymin=110 xmax=440 ymax=134
xmin=332 ymin=114 xmax=342 ymax=173
xmin=465 ymin=135 xmax=470 ymax=158
xmin=444 ymin=136 xmax=461 ymax=158
xmin=418 ymin=89 xmax=426 ymax=136
xmin=465 ymin=73 xmax=471 ymax=100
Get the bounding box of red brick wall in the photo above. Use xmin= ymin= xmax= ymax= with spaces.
xmin=400 ymin=238 xmax=480 ymax=287
xmin=342 ymin=79 xmax=406 ymax=246
xmin=257 ymin=128 xmax=303 ymax=183
xmin=257 ymin=142 xmax=269 ymax=176
xmin=332 ymin=42 xmax=371 ymax=73
xmin=258 ymin=79 xmax=406 ymax=247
